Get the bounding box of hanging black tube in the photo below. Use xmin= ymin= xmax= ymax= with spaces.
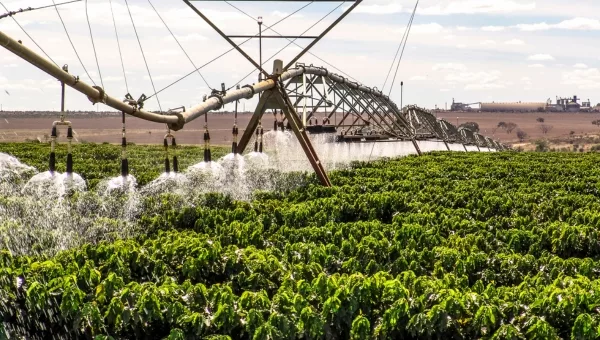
xmin=49 ymin=125 xmax=57 ymax=173
xmin=203 ymin=130 xmax=211 ymax=162
xmin=121 ymin=111 xmax=129 ymax=177
xmin=254 ymin=128 xmax=259 ymax=152
xmin=232 ymin=125 xmax=238 ymax=154
xmin=171 ymin=137 xmax=178 ymax=172
xmin=163 ymin=137 xmax=170 ymax=173
xmin=66 ymin=126 xmax=73 ymax=174
xmin=259 ymin=127 xmax=264 ymax=153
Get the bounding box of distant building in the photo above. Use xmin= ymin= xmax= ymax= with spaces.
xmin=479 ymin=102 xmax=546 ymax=112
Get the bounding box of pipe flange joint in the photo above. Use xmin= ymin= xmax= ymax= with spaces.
xmin=208 ymin=94 xmax=225 ymax=110
xmin=88 ymin=86 xmax=107 ymax=105
xmin=318 ymin=66 xmax=328 ymax=77
xmin=242 ymin=84 xmax=255 ymax=99
xmin=167 ymin=111 xmax=185 ymax=131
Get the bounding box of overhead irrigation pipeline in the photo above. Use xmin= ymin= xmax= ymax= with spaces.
xmin=0 ymin=30 xmax=400 ymax=131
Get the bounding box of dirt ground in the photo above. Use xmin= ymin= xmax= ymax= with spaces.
xmin=1 ymin=111 xmax=599 ymax=148
xmin=0 ymin=113 xmax=254 ymax=146
xmin=435 ymin=111 xmax=600 ymax=142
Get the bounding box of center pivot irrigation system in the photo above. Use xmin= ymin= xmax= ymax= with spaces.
xmin=0 ymin=0 xmax=506 ymax=187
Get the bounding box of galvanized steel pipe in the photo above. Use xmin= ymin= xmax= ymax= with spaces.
xmin=0 ymin=30 xmax=183 ymax=127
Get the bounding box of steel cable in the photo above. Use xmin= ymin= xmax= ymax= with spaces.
xmin=147 ymin=0 xmax=212 ymax=91
xmin=124 ymin=0 xmax=162 ymax=112
xmin=225 ymin=0 xmax=361 ymax=84
xmin=387 ymin=0 xmax=419 ymax=97
xmin=50 ymin=0 xmax=96 ymax=84
xmin=227 ymin=1 xmax=345 ymax=91
xmin=108 ymin=0 xmax=129 ymax=94
xmin=143 ymin=4 xmax=307 ymax=103
xmin=0 ymin=1 xmax=59 ymax=67
xmin=85 ymin=0 xmax=104 ymax=89
xmin=381 ymin=5 xmax=415 ymax=91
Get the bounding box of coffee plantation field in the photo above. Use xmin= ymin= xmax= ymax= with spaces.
xmin=2 ymin=146 xmax=600 ymax=339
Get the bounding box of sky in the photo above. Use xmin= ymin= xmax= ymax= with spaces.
xmin=1 ymin=0 xmax=600 ymax=112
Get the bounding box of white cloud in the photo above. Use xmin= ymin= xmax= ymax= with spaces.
xmin=504 ymin=39 xmax=525 ymax=45
xmin=418 ymin=0 xmax=536 ymax=15
xmin=432 ymin=63 xmax=467 ymax=71
xmin=177 ymin=33 xmax=208 ymax=42
xmin=440 ymin=89 xmax=450 ymax=92
xmin=103 ymin=76 xmax=124 ymax=82
xmin=465 ymin=83 xmax=506 ymax=90
xmin=456 ymin=26 xmax=472 ymax=31
xmin=514 ymin=18 xmax=600 ymax=31
xmin=574 ymin=63 xmax=588 ymax=69
xmin=443 ymin=69 xmax=510 ymax=90
xmin=409 ymin=23 xmax=445 ymax=34
xmin=446 ymin=70 xmax=501 ymax=84
xmin=142 ymin=74 xmax=182 ymax=81
xmin=480 ymin=40 xmax=497 ymax=46
xmin=410 ymin=75 xmax=427 ymax=81
xmin=563 ymin=68 xmax=600 ymax=89
xmin=270 ymin=10 xmax=303 ymax=18
xmin=528 ymin=64 xmax=546 ymax=68
xmin=515 ymin=22 xmax=551 ymax=31
xmin=482 ymin=26 xmax=505 ymax=32
xmin=555 ymin=18 xmax=600 ymax=30
xmin=528 ymin=54 xmax=555 ymax=61
xmin=352 ymin=3 xmax=403 ymax=14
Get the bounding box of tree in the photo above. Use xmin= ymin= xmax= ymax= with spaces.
xmin=505 ymin=122 xmax=518 ymax=134
xmin=536 ymin=117 xmax=545 ymax=123
xmin=497 ymin=122 xmax=507 ymax=129
xmin=538 ymin=124 xmax=553 ymax=135
xmin=459 ymin=122 xmax=480 ymax=132
xmin=516 ymin=129 xmax=528 ymax=142
xmin=592 ymin=120 xmax=600 ymax=126
xmin=535 ymin=139 xmax=549 ymax=152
